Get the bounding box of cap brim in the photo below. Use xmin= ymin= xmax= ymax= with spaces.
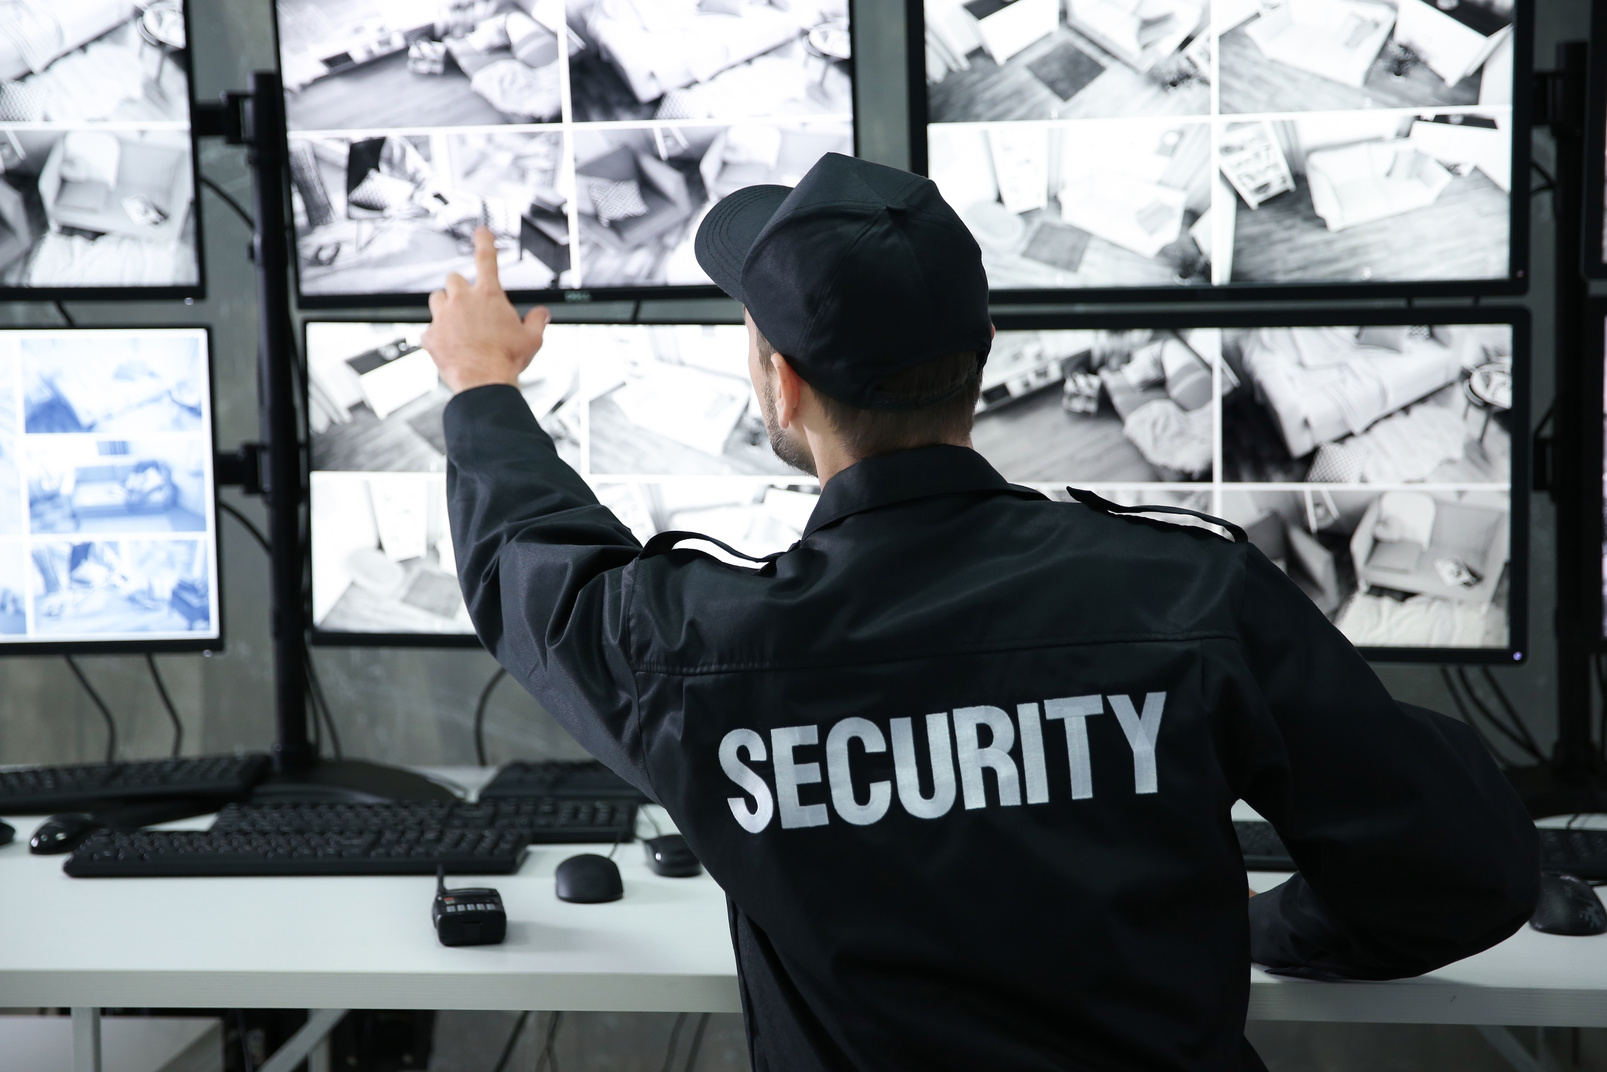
xmin=694 ymin=184 xmax=792 ymax=306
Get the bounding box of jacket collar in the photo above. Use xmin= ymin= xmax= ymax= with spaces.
xmin=802 ymin=445 xmax=1045 ymax=538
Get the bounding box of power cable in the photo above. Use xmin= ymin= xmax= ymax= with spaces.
xmin=533 ymin=1011 xmax=563 ymax=1072
xmin=1478 ymin=666 xmax=1544 ymax=758
xmin=52 ymin=300 xmax=76 ymax=327
xmin=489 ymin=1011 xmax=530 ymax=1072
xmin=1455 ymin=667 xmax=1544 ymax=763
xmin=218 ymin=500 xmax=271 ymax=553
xmin=659 ymin=1014 xmax=688 ymax=1072
xmin=304 ymin=648 xmax=342 ymax=759
xmin=145 ymin=654 xmax=183 ymax=757
xmin=199 ymin=174 xmax=254 ymax=228
xmin=1441 ymin=666 xmax=1505 ymax=765
xmin=682 ymin=1013 xmax=710 ymax=1072
xmin=64 ymin=655 xmax=117 ymax=763
xmin=474 ymin=666 xmax=509 ymax=766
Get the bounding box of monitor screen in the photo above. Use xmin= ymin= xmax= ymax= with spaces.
xmin=917 ymin=0 xmax=1525 ymax=299
xmin=306 ymin=320 xmax=818 ymax=642
xmin=980 ymin=313 xmax=1525 ymax=659
xmin=0 ymin=327 xmax=219 ymax=649
xmin=276 ymin=0 xmax=856 ymax=305
xmin=1588 ymin=0 xmax=1607 ymax=277
xmin=0 ymin=2 xmax=202 ymax=298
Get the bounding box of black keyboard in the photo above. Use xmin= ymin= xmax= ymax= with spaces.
xmin=1235 ymin=821 xmax=1293 ymax=870
xmin=64 ymin=828 xmax=528 ymax=877
xmin=0 ymin=755 xmax=271 ymax=814
xmin=480 ymin=760 xmax=647 ymax=801
xmin=1538 ymin=828 xmax=1607 ymax=881
xmin=1236 ymin=822 xmax=1607 ymax=879
xmin=211 ymin=797 xmax=638 ymax=844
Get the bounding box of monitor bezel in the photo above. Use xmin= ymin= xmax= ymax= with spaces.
xmin=1587 ymin=299 xmax=1606 ymax=646
xmin=908 ymin=0 xmax=1534 ymax=304
xmin=0 ymin=323 xmax=225 ymax=655
xmin=273 ymin=0 xmax=862 ymax=311
xmin=0 ymin=2 xmax=208 ymax=304
xmin=1584 ymin=0 xmax=1607 ymax=279
xmin=988 ymin=306 xmax=1530 ymax=664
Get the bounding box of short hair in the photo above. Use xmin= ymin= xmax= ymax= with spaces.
xmin=755 ymin=331 xmax=982 ymax=460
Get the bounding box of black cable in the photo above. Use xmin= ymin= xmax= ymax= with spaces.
xmin=659 ymin=1013 xmax=688 ymax=1072
xmin=489 ymin=1011 xmax=530 ymax=1072
xmin=534 ymin=1011 xmax=563 ymax=1072
xmin=1532 ymin=160 xmax=1557 ymax=187
xmin=199 ymin=174 xmax=254 ymax=228
xmin=682 ymin=1013 xmax=710 ymax=1072
xmin=1478 ymin=666 xmax=1544 ymax=758
xmin=304 ymin=648 xmax=342 ymax=759
xmin=234 ymin=1010 xmax=257 ymax=1072
xmin=145 ymin=654 xmax=183 ymax=757
xmin=64 ymin=655 xmax=116 ymax=763
xmin=52 ymin=300 xmax=76 ymax=327
xmin=217 ymin=500 xmax=271 ymax=554
xmin=1441 ymin=666 xmax=1504 ymax=765
xmin=1456 ymin=667 xmax=1545 ymax=763
xmin=474 ymin=666 xmax=509 ymax=766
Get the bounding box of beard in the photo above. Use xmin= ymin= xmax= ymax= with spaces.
xmin=760 ymin=380 xmax=817 ymax=477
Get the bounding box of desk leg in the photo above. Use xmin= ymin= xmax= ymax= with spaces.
xmin=71 ymin=1008 xmax=101 ymax=1072
xmin=257 ymin=1009 xmax=348 ymax=1072
xmin=1476 ymin=1025 xmax=1561 ymax=1072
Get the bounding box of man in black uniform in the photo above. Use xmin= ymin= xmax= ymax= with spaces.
xmin=424 ymin=154 xmax=1537 ymax=1071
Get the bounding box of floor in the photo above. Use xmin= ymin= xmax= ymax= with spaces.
xmin=312 ymin=388 xmax=450 ymax=473
xmin=926 ymin=27 xmax=1207 ymax=123
xmin=588 ymin=394 xmax=794 ymax=478
xmin=1229 ymin=171 xmax=1509 ymax=284
xmin=1218 ymin=25 xmax=1485 ymax=114
xmin=981 ymin=207 xmax=1205 ymax=291
xmin=971 ymin=386 xmax=1168 ymax=483
xmin=284 ymin=51 xmax=507 ymax=131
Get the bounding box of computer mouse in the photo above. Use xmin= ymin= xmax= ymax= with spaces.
xmin=1530 ymin=872 xmax=1607 ymax=936
xmin=29 ymin=813 xmax=102 ymax=855
xmin=644 ymin=834 xmax=702 ymax=878
xmin=554 ymin=853 xmax=623 ymax=903
xmin=0 ymin=819 xmax=13 ymax=846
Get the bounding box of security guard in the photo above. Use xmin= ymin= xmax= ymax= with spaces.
xmin=424 ymin=154 xmax=1538 ymax=1072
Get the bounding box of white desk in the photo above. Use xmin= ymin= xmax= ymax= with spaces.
xmin=1 ymin=779 xmax=1602 ymax=1071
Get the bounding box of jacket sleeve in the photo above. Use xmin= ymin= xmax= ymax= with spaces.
xmin=1232 ymin=547 xmax=1538 ymax=980
xmin=443 ymin=384 xmax=653 ymax=799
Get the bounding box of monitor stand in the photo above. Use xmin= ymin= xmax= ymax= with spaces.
xmin=250 ymin=759 xmax=458 ymax=803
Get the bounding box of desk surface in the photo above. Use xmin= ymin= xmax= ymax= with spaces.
xmin=0 ymin=779 xmax=1601 ymax=1026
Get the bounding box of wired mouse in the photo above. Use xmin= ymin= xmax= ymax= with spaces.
xmin=644 ymin=834 xmax=702 ymax=878
xmin=30 ymin=813 xmax=102 ymax=855
xmin=555 ymin=853 xmax=623 ymax=903
xmin=1531 ymin=872 xmax=1607 ymax=936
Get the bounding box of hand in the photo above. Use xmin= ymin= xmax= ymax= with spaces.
xmin=423 ymin=227 xmax=551 ymax=394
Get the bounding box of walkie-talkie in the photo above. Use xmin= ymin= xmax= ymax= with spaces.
xmin=432 ymin=866 xmax=508 ymax=947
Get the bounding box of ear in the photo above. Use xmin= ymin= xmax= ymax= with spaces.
xmin=990 ymin=321 xmax=996 ymax=339
xmin=771 ymin=353 xmax=806 ymax=429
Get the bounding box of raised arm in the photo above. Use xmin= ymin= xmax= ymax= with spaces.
xmin=426 ymin=229 xmax=653 ymax=797
xmin=1230 ymin=547 xmax=1538 ymax=980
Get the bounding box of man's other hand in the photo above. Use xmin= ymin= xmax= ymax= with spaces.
xmin=423 ymin=227 xmax=551 ymax=394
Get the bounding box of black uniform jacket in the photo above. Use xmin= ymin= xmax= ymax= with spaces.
xmin=445 ymin=384 xmax=1538 ymax=1072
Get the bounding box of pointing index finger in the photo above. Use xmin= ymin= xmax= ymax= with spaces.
xmin=473 ymin=226 xmax=501 ymax=293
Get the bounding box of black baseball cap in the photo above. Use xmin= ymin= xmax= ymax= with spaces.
xmin=694 ymin=153 xmax=992 ymax=411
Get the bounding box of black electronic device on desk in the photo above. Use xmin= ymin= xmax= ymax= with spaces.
xmin=0 ymin=755 xmax=272 ymax=814
xmin=433 ymin=867 xmax=507 ymax=946
xmin=1235 ymin=821 xmax=1294 ymax=871
xmin=1238 ymin=821 xmax=1607 ymax=880
xmin=64 ymin=827 xmax=529 ymax=877
xmin=210 ymin=797 xmax=638 ymax=845
xmin=480 ymin=760 xmax=649 ymax=802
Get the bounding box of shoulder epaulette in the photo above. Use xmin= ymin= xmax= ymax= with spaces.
xmin=1064 ymin=487 xmax=1247 ymax=543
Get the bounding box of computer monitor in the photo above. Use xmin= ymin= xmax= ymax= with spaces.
xmin=983 ymin=310 xmax=1526 ymax=660
xmin=0 ymin=1 xmax=203 ymax=299
xmin=914 ymin=0 xmax=1529 ymax=300
xmin=274 ymin=0 xmax=857 ymax=306
xmin=305 ymin=319 xmax=819 ymax=643
xmin=0 ymin=326 xmax=220 ymax=651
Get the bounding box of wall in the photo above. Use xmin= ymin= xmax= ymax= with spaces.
xmin=0 ymin=0 xmax=1597 ymax=1068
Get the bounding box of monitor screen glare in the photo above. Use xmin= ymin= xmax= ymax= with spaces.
xmin=922 ymin=0 xmax=1518 ymax=293
xmin=277 ymin=0 xmax=855 ymax=302
xmin=975 ymin=321 xmax=1517 ymax=653
xmin=0 ymin=0 xmax=201 ymax=295
xmin=0 ymin=328 xmax=219 ymax=646
xmin=308 ymin=321 xmax=818 ymax=637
